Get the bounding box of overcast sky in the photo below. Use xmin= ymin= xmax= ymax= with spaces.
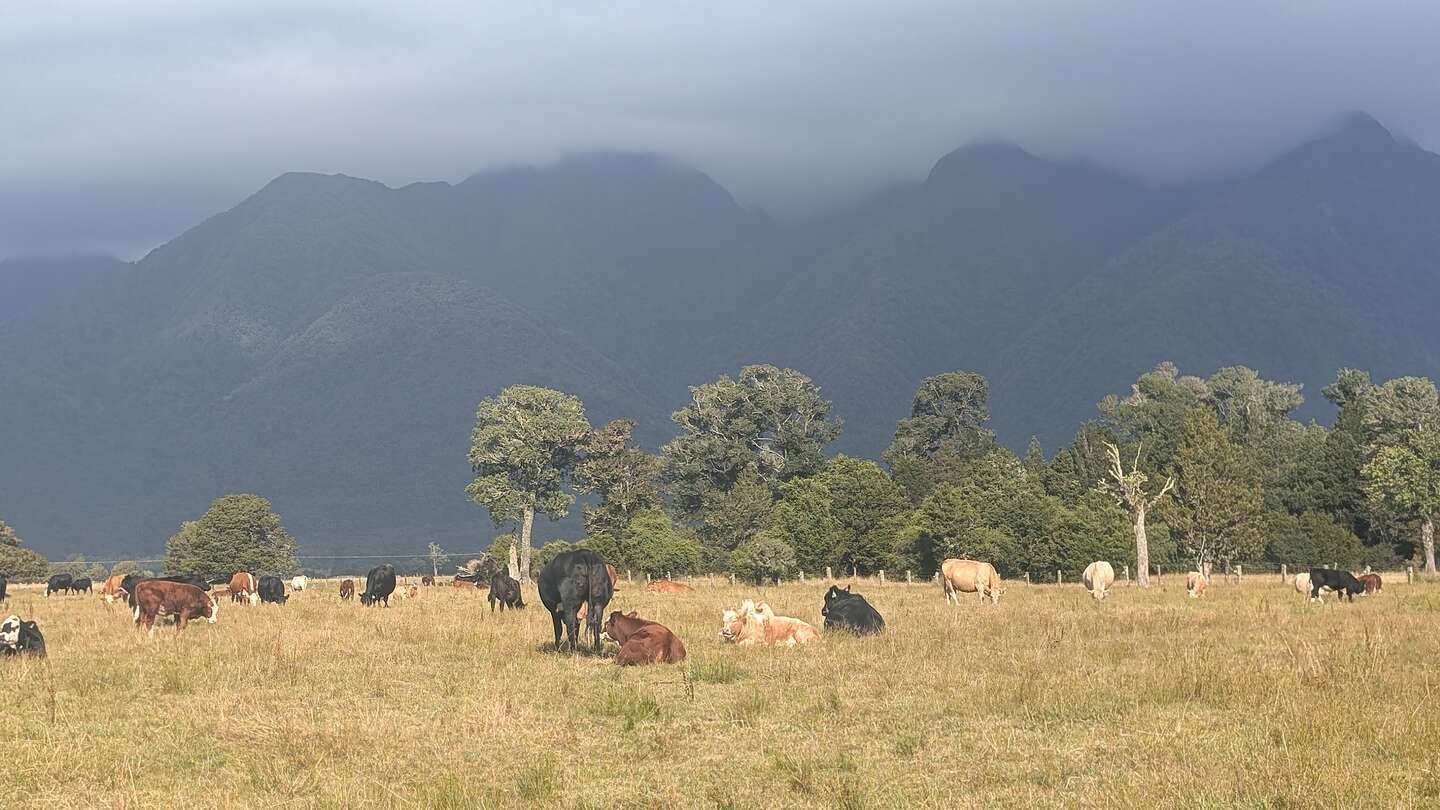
xmin=3 ymin=0 xmax=1439 ymax=259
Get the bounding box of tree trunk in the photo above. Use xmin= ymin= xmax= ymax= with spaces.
xmin=1134 ymin=504 xmax=1151 ymax=588
xmin=519 ymin=506 xmax=535 ymax=583
xmin=507 ymin=541 xmax=519 ymax=580
xmin=1423 ymin=515 xmax=1436 ymax=578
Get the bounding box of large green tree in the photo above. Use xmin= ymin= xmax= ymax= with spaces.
xmin=467 ymin=385 xmax=591 ymax=582
xmin=885 ymin=372 xmax=996 ymax=464
xmin=663 ymin=365 xmax=839 ymax=548
xmin=1166 ymin=409 xmax=1265 ymax=572
xmin=572 ymin=419 xmax=662 ymax=538
xmin=1361 ymin=376 xmax=1440 ymax=575
xmin=0 ymin=517 xmax=50 ymax=580
xmin=620 ymin=508 xmax=702 ymax=576
xmin=163 ymin=494 xmax=299 ymax=580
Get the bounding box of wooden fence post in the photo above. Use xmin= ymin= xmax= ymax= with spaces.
xmin=1057 ymin=570 xmax=1063 ymax=585
xmin=906 ymin=570 xmax=913 ymax=584
xmin=1236 ymin=564 xmax=1243 ymax=584
xmin=825 ymin=566 xmax=833 ymax=581
xmin=1123 ymin=564 xmax=1129 ymax=583
xmin=1024 ymin=572 xmax=1031 ymax=586
xmin=879 ymin=570 xmax=886 ymax=585
xmin=799 ymin=570 xmax=805 ymax=582
xmin=1280 ymin=564 xmax=1287 ymax=582
xmin=1408 ymin=565 xmax=1415 ymax=584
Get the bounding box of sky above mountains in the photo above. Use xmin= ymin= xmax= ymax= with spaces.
xmin=4 ymin=0 xmax=1440 ymax=259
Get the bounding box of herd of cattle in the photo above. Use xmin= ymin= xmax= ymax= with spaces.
xmin=0 ymin=555 xmax=1396 ymax=662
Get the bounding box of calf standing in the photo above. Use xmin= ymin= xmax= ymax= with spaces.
xmin=488 ymin=573 xmax=524 ymax=612
xmin=339 ymin=579 xmax=355 ymax=600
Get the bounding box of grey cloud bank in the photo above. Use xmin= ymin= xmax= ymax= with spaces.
xmin=3 ymin=0 xmax=1439 ymax=258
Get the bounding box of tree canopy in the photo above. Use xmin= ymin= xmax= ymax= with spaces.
xmin=163 ymin=494 xmax=299 ymax=580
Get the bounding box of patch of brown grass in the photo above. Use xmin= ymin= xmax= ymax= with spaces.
xmin=0 ymin=572 xmax=1435 ymax=807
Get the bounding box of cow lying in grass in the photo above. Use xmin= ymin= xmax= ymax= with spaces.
xmin=601 ymin=611 xmax=686 ymax=665
xmin=820 ymin=586 xmax=884 ymax=635
xmin=0 ymin=615 xmax=46 ymax=657
xmin=719 ymin=600 xmax=820 ymax=646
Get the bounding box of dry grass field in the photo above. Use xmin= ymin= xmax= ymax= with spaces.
xmin=1 ymin=572 xmax=1437 ymax=809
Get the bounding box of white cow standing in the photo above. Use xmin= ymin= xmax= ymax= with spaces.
xmin=1082 ymin=561 xmax=1116 ymax=600
xmin=290 ymin=576 xmax=308 ymax=592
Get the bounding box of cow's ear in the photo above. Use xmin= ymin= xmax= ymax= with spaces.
xmin=628 ymin=611 xmax=638 ymax=618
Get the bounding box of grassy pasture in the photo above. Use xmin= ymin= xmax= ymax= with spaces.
xmin=1 ymin=572 xmax=1437 ymax=809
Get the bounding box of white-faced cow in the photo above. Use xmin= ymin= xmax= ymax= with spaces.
xmin=132 ymin=581 xmax=218 ymax=638
xmin=1082 ymin=561 xmax=1115 ymax=600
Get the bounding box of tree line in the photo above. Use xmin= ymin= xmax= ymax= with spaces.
xmin=2 ymin=362 xmax=1435 ymax=584
xmin=466 ymin=362 xmax=1440 ymax=585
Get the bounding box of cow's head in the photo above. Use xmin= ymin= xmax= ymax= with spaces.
xmin=205 ymin=595 xmax=220 ymax=623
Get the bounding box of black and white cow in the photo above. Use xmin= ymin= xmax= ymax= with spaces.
xmin=45 ymin=574 xmax=72 ymax=597
xmin=360 ymin=564 xmax=397 ymax=607
xmin=0 ymin=615 xmax=46 ymax=657
xmin=1309 ymin=568 xmax=1366 ymax=603
xmin=820 ymin=585 xmax=885 ymax=635
xmin=256 ymin=576 xmax=289 ymax=604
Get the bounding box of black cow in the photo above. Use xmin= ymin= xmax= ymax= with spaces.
xmin=45 ymin=574 xmax=72 ymax=597
xmin=360 ymin=563 xmax=396 ymax=607
xmin=0 ymin=574 xmax=8 ymax=603
xmin=1309 ymin=568 xmax=1366 ymax=603
xmin=821 ymin=585 xmax=885 ymax=635
xmin=0 ymin=615 xmax=46 ymax=657
xmin=488 ymin=572 xmax=524 ymax=613
xmin=257 ymin=576 xmax=288 ymax=604
xmin=538 ymin=549 xmax=613 ymax=653
xmin=120 ymin=573 xmax=210 ymax=607
xmin=69 ymin=576 xmax=93 ymax=595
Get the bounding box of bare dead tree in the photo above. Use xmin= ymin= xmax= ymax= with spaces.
xmin=1104 ymin=441 xmax=1176 ymax=588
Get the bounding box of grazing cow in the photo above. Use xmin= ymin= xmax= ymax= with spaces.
xmin=257 ymin=576 xmax=288 ymax=605
xmin=0 ymin=574 xmax=7 ymax=603
xmin=228 ymin=572 xmax=261 ymax=606
xmin=70 ymin=576 xmax=93 ymax=595
xmin=360 ymin=564 xmax=397 ymax=607
xmin=132 ymin=579 xmax=217 ymax=637
xmin=1309 ymin=568 xmax=1366 ymax=603
xmin=939 ymin=559 xmax=1002 ymax=605
xmin=397 ymin=584 xmax=418 ymax=600
xmin=1293 ymin=572 xmax=1311 ymax=596
xmin=488 ymin=573 xmax=524 ymax=612
xmin=646 ymin=579 xmax=693 ymax=593
xmin=820 ymin=585 xmax=884 ymax=635
xmin=121 ymin=572 xmax=211 ymax=608
xmin=1359 ymin=573 xmax=1383 ymax=595
xmin=132 ymin=581 xmax=218 ymax=637
xmin=0 ymin=615 xmax=46 ymax=657
xmin=538 ymin=549 xmax=613 ymax=653
xmin=602 ymin=611 xmax=686 ymax=665
xmin=1186 ymin=571 xmax=1208 ymax=598
xmin=339 ymin=579 xmax=355 ymax=600
xmin=452 ymin=576 xmax=475 ymax=589
xmin=46 ymin=574 xmax=73 ymax=597
xmin=100 ymin=574 xmax=126 ymax=603
xmin=290 ymin=576 xmax=308 ymax=592
xmin=421 ymin=575 xmax=434 ymax=586
xmin=1082 ymin=562 xmax=1115 ymax=600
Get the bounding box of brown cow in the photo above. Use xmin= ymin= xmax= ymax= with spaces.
xmin=646 ymin=579 xmax=693 ymax=593
xmin=228 ymin=572 xmax=260 ymax=606
xmin=339 ymin=579 xmax=355 ymax=600
xmin=421 ymin=575 xmax=434 ymax=586
xmin=132 ymin=580 xmax=218 ymax=637
xmin=602 ymin=611 xmax=686 ymax=665
xmin=1359 ymin=573 xmax=1383 ymax=595
xmin=940 ymin=559 xmax=1002 ymax=605
xmin=606 ymin=563 xmax=620 ymax=590
xmin=100 ymin=574 xmax=127 ymax=604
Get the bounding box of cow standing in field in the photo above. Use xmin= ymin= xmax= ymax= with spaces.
xmin=229 ymin=572 xmax=260 ymax=606
xmin=360 ymin=564 xmax=397 ymax=607
xmin=46 ymin=574 xmax=72 ymax=597
xmin=1359 ymin=573 xmax=1383 ymax=595
xmin=1293 ymin=572 xmax=1311 ymax=596
xmin=601 ymin=611 xmax=686 ymax=665
xmin=69 ymin=577 xmax=93 ymax=595
xmin=100 ymin=575 xmax=126 ymax=603
xmin=488 ymin=573 xmax=524 ymax=612
xmin=122 ymin=573 xmax=211 ymax=608
xmin=290 ymin=576 xmax=308 ymax=592
xmin=421 ymin=575 xmax=434 ymax=586
xmin=257 ymin=576 xmax=288 ymax=605
xmin=538 ymin=549 xmax=613 ymax=653
xmin=1186 ymin=571 xmax=1208 ymax=598
xmin=940 ymin=559 xmax=1001 ymax=605
xmin=1082 ymin=562 xmax=1115 ymax=600
xmin=821 ymin=585 xmax=884 ymax=635
xmin=339 ymin=579 xmax=355 ymax=600
xmin=1309 ymin=568 xmax=1366 ymax=603
xmin=132 ymin=581 xmax=218 ymax=637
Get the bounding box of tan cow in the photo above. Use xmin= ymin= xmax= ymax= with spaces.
xmin=940 ymin=559 xmax=1002 ymax=605
xmin=1082 ymin=561 xmax=1115 ymax=600
xmin=100 ymin=574 xmax=127 ymax=604
xmin=228 ymin=572 xmax=260 ymax=606
xmin=646 ymin=580 xmax=693 ymax=593
xmin=1293 ymin=572 xmax=1311 ymax=596
xmin=718 ymin=600 xmax=820 ymax=646
xmin=1186 ymin=571 xmax=1208 ymax=598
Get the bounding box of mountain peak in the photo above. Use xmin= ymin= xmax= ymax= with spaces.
xmin=1329 ymin=111 xmax=1394 ymax=144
